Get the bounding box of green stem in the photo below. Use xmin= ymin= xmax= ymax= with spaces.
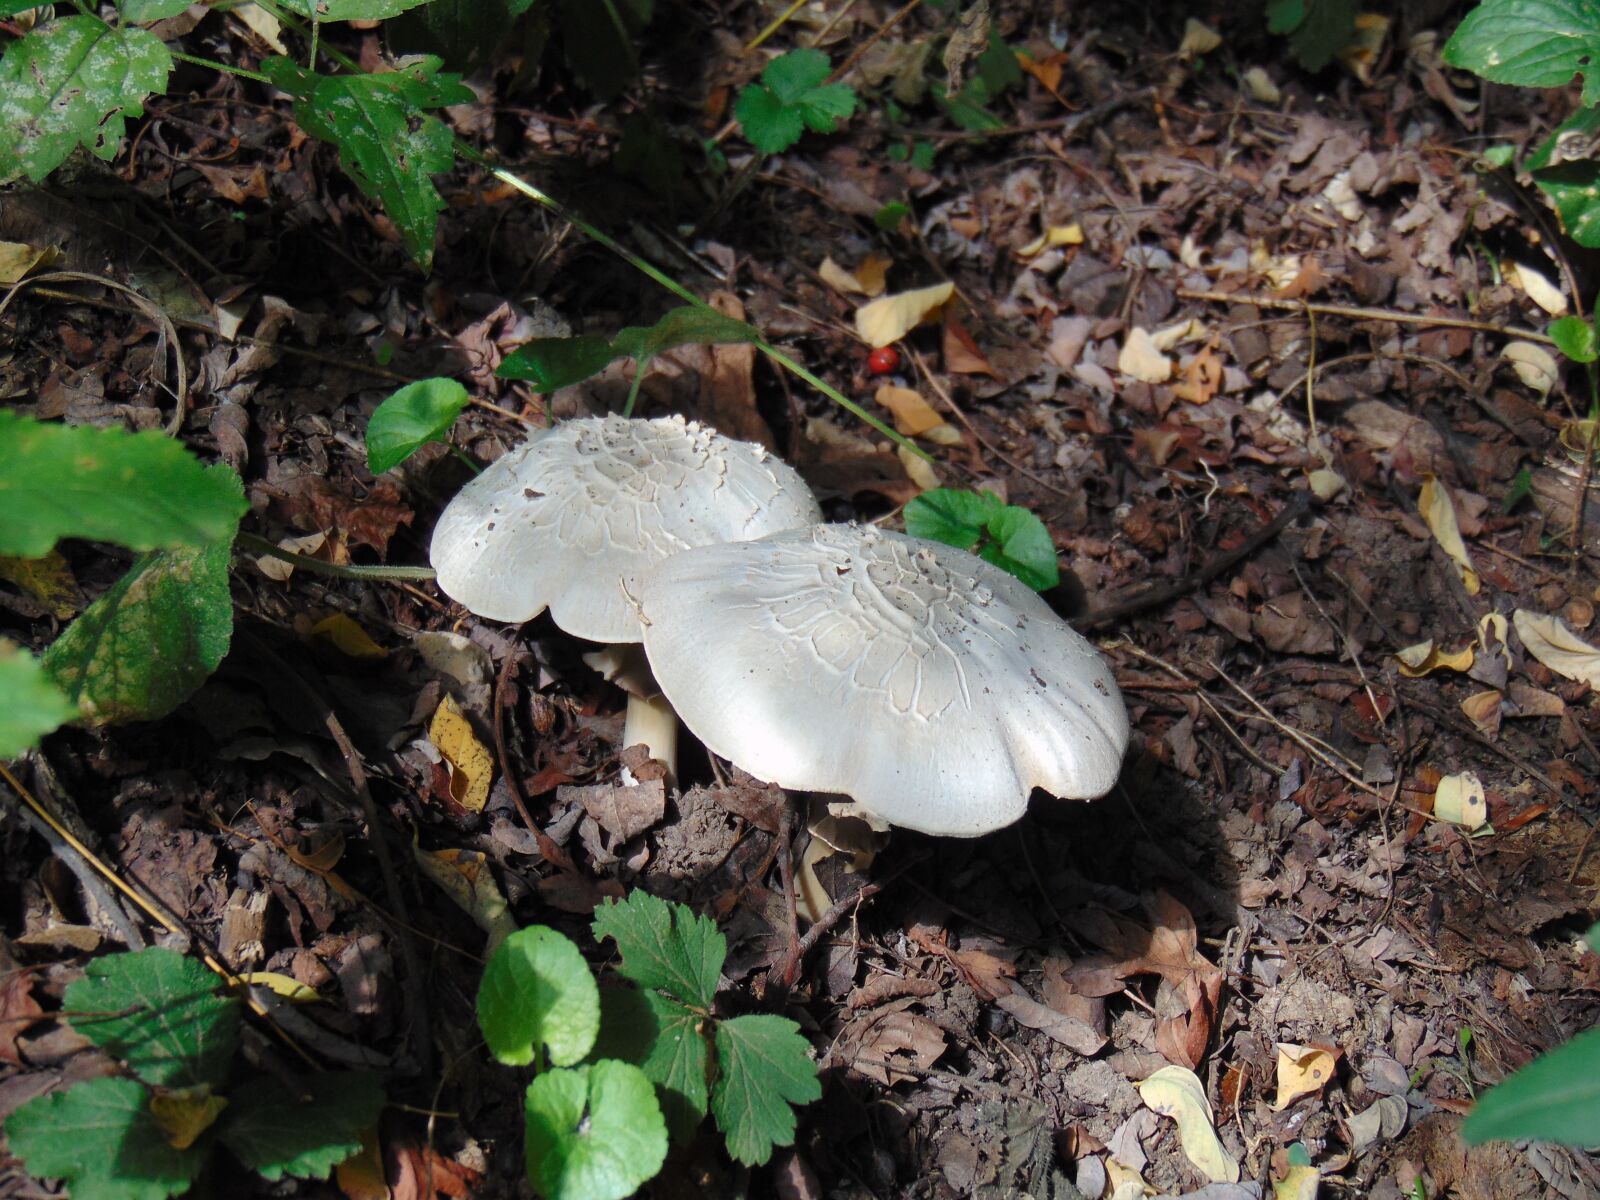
xmin=237 ymin=531 xmax=437 ymax=582
xmin=622 ymin=362 xmax=646 ymax=418
xmin=447 ymin=443 xmax=481 ymax=475
xmin=171 ymin=51 xmax=272 ymax=84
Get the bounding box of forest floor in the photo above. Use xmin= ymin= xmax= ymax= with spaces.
xmin=3 ymin=0 xmax=1600 ymax=1197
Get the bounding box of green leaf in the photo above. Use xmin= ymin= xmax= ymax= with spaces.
xmin=593 ymin=985 xmax=709 ymax=1145
xmin=0 ymin=411 xmax=249 ymax=557
xmin=710 ymin=1014 xmax=820 ymax=1166
xmin=1462 ymin=1026 xmax=1600 ymax=1145
xmin=1532 ymin=159 xmax=1600 ymax=247
xmin=591 ymin=890 xmax=725 ymax=1011
xmin=610 ymin=306 xmax=763 ymax=365
xmin=365 ymin=376 xmax=470 ymax=473
xmin=1267 ymin=0 xmax=1307 ymax=34
xmin=1445 ymin=0 xmax=1600 ymax=101
xmin=0 ymin=15 xmax=172 ymax=182
xmin=523 ymin=1061 xmax=668 ymax=1200
xmin=1274 ymin=0 xmax=1357 ymax=71
xmin=64 ymin=949 xmax=239 ymax=1088
xmin=1550 ymin=315 xmax=1600 ymax=362
xmin=260 ymin=56 xmax=473 ymax=272
xmin=735 ymin=48 xmax=856 ymax=155
xmin=497 ymin=334 xmax=619 ymax=390
xmin=0 ymin=639 xmax=76 ymax=757
xmin=43 ymin=509 xmax=238 ymax=726
xmin=3 ymin=1076 xmax=207 ymax=1200
xmin=874 ymin=201 xmax=912 ymax=230
xmin=118 ymin=0 xmax=193 ymax=21
xmin=279 ymin=0 xmax=433 ymax=20
xmin=219 ymin=1071 xmax=386 ymax=1180
xmin=477 ymin=925 xmax=600 ymax=1068
xmin=904 ymin=487 xmax=1005 ymax=551
xmin=904 ymin=488 xmax=1058 ymax=590
xmin=981 ymin=504 xmax=1060 ymax=591
xmin=0 ymin=1 xmax=51 ymax=14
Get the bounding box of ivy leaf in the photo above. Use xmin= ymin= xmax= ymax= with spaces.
xmin=219 ymin=1072 xmax=386 ymax=1180
xmin=523 ymin=1061 xmax=668 ymax=1200
xmin=261 ymin=56 xmax=473 ymax=272
xmin=365 ymin=376 xmax=470 ymax=472
xmin=497 ymin=334 xmax=618 ymax=390
xmin=4 ymin=1076 xmax=207 ymax=1200
xmin=710 ymin=1014 xmax=821 ymax=1166
xmin=593 ymin=984 xmax=710 ymax=1145
xmin=591 ymin=890 xmax=725 ymax=1011
xmin=610 ymin=306 xmax=762 ymax=366
xmin=0 ymin=640 xmax=76 ymax=757
xmin=905 ymin=488 xmax=1059 ymax=590
xmin=735 ymin=48 xmax=856 ymax=155
xmin=1445 ymin=0 xmax=1600 ymax=103
xmin=63 ymin=948 xmax=240 ymax=1089
xmin=0 ymin=411 xmax=249 ymax=557
xmin=477 ymin=926 xmax=600 ymax=1068
xmin=0 ymin=15 xmax=172 ymax=182
xmin=1462 ymin=1026 xmax=1600 ymax=1145
xmin=43 ymin=502 xmax=239 ymax=725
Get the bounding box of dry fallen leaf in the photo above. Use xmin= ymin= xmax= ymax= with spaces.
xmin=898 ymin=443 xmax=940 ymax=491
xmin=1178 ymin=17 xmax=1222 ymax=58
xmin=876 ymin=385 xmax=947 ymax=437
xmin=1118 ymin=327 xmax=1173 ymax=383
xmin=1172 ymin=345 xmax=1223 ymax=404
xmin=255 ymin=531 xmax=329 ymax=583
xmin=149 ymin=1087 xmax=229 ymax=1151
xmin=0 ymin=551 xmax=79 ymax=618
xmin=429 ymin=694 xmax=493 ymax=812
xmin=307 ymin=613 xmax=388 ymax=660
xmin=1018 ymin=223 xmax=1084 ymax=257
xmin=1395 ymin=638 xmax=1474 ymax=678
xmin=415 ymin=844 xmax=518 ymax=952
xmin=0 ymin=240 xmax=60 ymax=285
xmin=1272 ymin=1042 xmax=1341 ymax=1110
xmin=1138 ymin=1065 xmax=1240 ymax=1183
xmin=1274 ymin=1162 xmax=1321 ymax=1200
xmin=1514 ymin=609 xmax=1600 ymax=689
xmin=1434 ymin=770 xmax=1488 ymax=830
xmin=1418 ymin=475 xmax=1479 ymax=595
xmin=819 ymin=253 xmax=890 ymax=297
xmin=855 ymin=281 xmax=955 ymax=347
xmin=1461 ymin=689 xmax=1503 ymax=736
xmin=1337 ymin=12 xmax=1390 ymax=83
xmin=1242 ymin=66 xmax=1281 ymax=104
xmin=1502 ymin=341 xmax=1560 ymax=396
xmin=1506 ymin=260 xmax=1568 ymax=315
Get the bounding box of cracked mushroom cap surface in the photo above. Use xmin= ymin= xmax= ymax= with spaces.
xmin=430 ymin=415 xmax=822 ymax=641
xmin=636 ymin=523 xmax=1129 ymax=836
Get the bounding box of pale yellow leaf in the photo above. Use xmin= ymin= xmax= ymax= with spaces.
xmin=149 ymin=1086 xmax=229 ymax=1151
xmin=1106 ymin=1160 xmax=1152 ymax=1200
xmin=1513 ymin=609 xmax=1600 ymax=689
xmin=1118 ymin=327 xmax=1172 ymax=383
xmin=1307 ymin=467 xmax=1346 ymax=501
xmin=1149 ymin=318 xmax=1205 ymax=352
xmin=923 ymin=423 xmax=964 ymax=446
xmin=1138 ymin=1064 xmax=1240 ymax=1183
xmin=1507 ymin=261 xmax=1568 ymax=315
xmin=855 ymin=281 xmax=954 ymax=347
xmin=429 ymin=694 xmax=493 ymax=812
xmin=256 ymin=531 xmax=329 ymax=582
xmin=875 ymin=384 xmax=946 ymax=436
xmin=1433 ymin=770 xmax=1487 ymax=830
xmin=415 ymin=844 xmax=517 ymax=952
xmin=820 ymin=253 xmax=891 ymax=297
xmin=898 ymin=443 xmax=940 ymax=492
xmin=1503 ymin=341 xmax=1560 ymax=396
xmin=1273 ymin=1042 xmax=1340 ymax=1110
xmin=1418 ymin=474 xmax=1479 ymax=595
xmin=1242 ymin=66 xmax=1281 ymax=104
xmin=308 ymin=612 xmax=388 ymax=660
xmin=236 ymin=971 xmax=320 ymax=1002
xmin=0 ymin=240 xmax=59 ymax=285
xmin=1178 ymin=18 xmax=1222 ymax=57
xmin=1394 ymin=639 xmax=1474 ymax=678
xmin=1018 ymin=224 xmax=1084 ymax=257
xmin=1274 ymin=1163 xmax=1321 ymax=1200
xmin=235 ymin=2 xmax=287 ymax=52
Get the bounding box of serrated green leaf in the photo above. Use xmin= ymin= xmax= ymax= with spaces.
xmin=1533 ymin=159 xmax=1600 ymax=247
xmin=736 ymin=49 xmax=856 ymax=155
xmin=593 ymin=984 xmax=709 ymax=1144
xmin=591 ymin=891 xmax=724 ymax=1011
xmin=0 ymin=412 xmax=249 ymax=557
xmin=524 ymin=1061 xmax=668 ymax=1200
xmin=64 ymin=948 xmax=240 ymax=1089
xmin=982 ymin=504 xmax=1060 ymax=591
xmin=261 ymin=56 xmax=472 ymax=272
xmin=904 ymin=487 xmax=1004 ymax=550
xmin=477 ymin=925 xmax=600 ymax=1068
xmin=710 ymin=1014 xmax=820 ymax=1166
xmin=279 ymin=0 xmax=433 ymax=20
xmin=118 ymin=0 xmax=192 ymax=21
xmin=4 ymin=1076 xmax=207 ymax=1200
xmin=1550 ymin=315 xmax=1600 ymax=362
xmin=0 ymin=16 xmax=172 ymax=182
xmin=497 ymin=334 xmax=618 ymax=390
xmin=610 ymin=306 xmax=762 ymax=365
xmin=0 ymin=639 xmax=75 ymax=757
xmin=734 ymin=84 xmax=805 ymax=155
xmin=43 ymin=509 xmax=238 ymax=725
xmin=1445 ymin=0 xmax=1600 ymax=100
xmin=219 ymin=1071 xmax=386 ymax=1180
xmin=1462 ymin=1026 xmax=1600 ymax=1145
xmin=365 ymin=376 xmax=470 ymax=473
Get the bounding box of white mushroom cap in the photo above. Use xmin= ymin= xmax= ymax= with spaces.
xmin=429 ymin=415 xmax=823 ymax=641
xmin=635 ymin=524 xmax=1129 ymax=837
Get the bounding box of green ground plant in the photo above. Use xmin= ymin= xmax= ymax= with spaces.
xmin=904 ymin=487 xmax=1061 ymax=591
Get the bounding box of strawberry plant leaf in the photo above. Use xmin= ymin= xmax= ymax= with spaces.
xmin=497 ymin=334 xmax=618 ymax=390
xmin=63 ymin=947 xmax=241 ymax=1089
xmin=0 ymin=412 xmax=249 ymax=557
xmin=219 ymin=1071 xmax=386 ymax=1180
xmin=593 ymin=984 xmax=710 ymax=1144
xmin=1462 ymin=1026 xmax=1600 ymax=1145
xmin=4 ymin=1076 xmax=207 ymax=1200
xmin=0 ymin=15 xmax=172 ymax=182
xmin=710 ymin=1014 xmax=821 ymax=1166
xmin=43 ymin=488 xmax=240 ymax=725
xmin=0 ymin=640 xmax=75 ymax=757
xmin=591 ymin=890 xmax=725 ymax=1011
xmin=261 ymin=56 xmax=473 ymax=272
xmin=477 ymin=926 xmax=600 ymax=1068
xmin=735 ymin=48 xmax=856 ymax=155
xmin=365 ymin=376 xmax=470 ymax=472
xmin=523 ymin=1061 xmax=668 ymax=1200
xmin=1445 ymin=0 xmax=1600 ymax=103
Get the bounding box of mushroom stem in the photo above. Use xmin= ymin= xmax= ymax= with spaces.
xmin=623 ymin=690 xmax=678 ymax=787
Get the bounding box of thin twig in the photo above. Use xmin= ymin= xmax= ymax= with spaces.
xmin=1177 ymin=289 xmax=1556 ymax=345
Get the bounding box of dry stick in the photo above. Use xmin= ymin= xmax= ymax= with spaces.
xmin=1176 ymin=289 xmax=1558 ymax=345
xmin=1080 ymin=492 xmax=1312 ymax=630
xmin=825 ymin=0 xmax=924 ymax=85
xmin=767 ymin=884 xmax=883 ymax=997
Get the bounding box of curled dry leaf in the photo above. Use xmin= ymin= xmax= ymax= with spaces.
xmin=1242 ymin=66 xmax=1280 ymax=104
xmin=1506 ymin=261 xmax=1567 ymax=316
xmin=1394 ymin=638 xmax=1474 ymax=678
xmin=819 ymin=253 xmax=890 ymax=297
xmin=876 ymin=385 xmax=945 ymax=436
xmin=1272 ymin=1042 xmax=1342 ymax=1110
xmin=1418 ymin=475 xmax=1479 ymax=595
xmin=1502 ymin=341 xmax=1560 ymax=396
xmin=429 ymin=694 xmax=493 ymax=812
xmin=1433 ymin=770 xmax=1487 ymax=830
xmin=1137 ymin=1065 xmax=1240 ymax=1184
xmin=1118 ymin=327 xmax=1172 ymax=383
xmin=1017 ymin=224 xmax=1084 ymax=257
xmin=1513 ymin=609 xmax=1600 ymax=689
xmin=898 ymin=443 xmax=940 ymax=492
xmin=855 ymin=281 xmax=955 ymax=347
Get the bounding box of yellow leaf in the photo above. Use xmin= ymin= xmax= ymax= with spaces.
xmin=820 ymin=254 xmax=890 ymax=297
xmin=1106 ymin=1159 xmax=1153 ymax=1199
xmin=429 ymin=694 xmax=493 ymax=812
xmin=0 ymin=240 xmax=60 ymax=285
xmin=309 ymin=613 xmax=388 ymax=660
xmin=1242 ymin=66 xmax=1281 ymax=104
xmin=1118 ymin=327 xmax=1173 ymax=383
xmin=875 ymin=385 xmax=946 ymax=437
xmin=1307 ymin=468 xmax=1346 ymax=502
xmin=855 ymin=282 xmax=955 ymax=348
xmin=0 ymin=551 xmax=79 ymax=618
xmin=1018 ymin=224 xmax=1084 ymax=257
xmin=1274 ymin=1163 xmax=1321 ymax=1200
xmin=1434 ymin=770 xmax=1487 ymax=830
xmin=235 ymin=971 xmax=321 ymax=1002
xmin=1418 ymin=475 xmax=1479 ymax=595
xmin=898 ymin=443 xmax=940 ymax=492
xmin=1138 ymin=1065 xmax=1240 ymax=1183
xmin=149 ymin=1085 xmax=229 ymax=1150
xmin=1513 ymin=609 xmax=1600 ymax=690
xmin=335 ymin=1128 xmax=388 ymax=1200
xmin=415 ymin=843 xmax=518 ymax=953
xmin=1394 ymin=639 xmax=1474 ymax=678
xmin=1272 ymin=1042 xmax=1340 ymax=1110
xmin=1506 ymin=261 xmax=1567 ymax=316
xmin=1178 ymin=17 xmax=1222 ymax=58
xmin=1502 ymin=341 xmax=1560 ymax=396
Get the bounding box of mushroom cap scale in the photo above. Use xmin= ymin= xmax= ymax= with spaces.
xmin=636 ymin=524 xmax=1129 ymax=836
xmin=429 ymin=415 xmax=822 ymax=641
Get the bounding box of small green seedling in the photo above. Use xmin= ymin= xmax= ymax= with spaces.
xmin=365 ymin=376 xmax=472 ymax=473
xmin=4 ymin=948 xmax=386 ymax=1199
xmin=735 ymin=48 xmax=858 ymax=156
xmin=904 ymin=487 xmax=1061 ymax=591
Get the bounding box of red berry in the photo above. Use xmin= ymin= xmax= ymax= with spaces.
xmin=867 ymin=346 xmax=900 ymax=375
